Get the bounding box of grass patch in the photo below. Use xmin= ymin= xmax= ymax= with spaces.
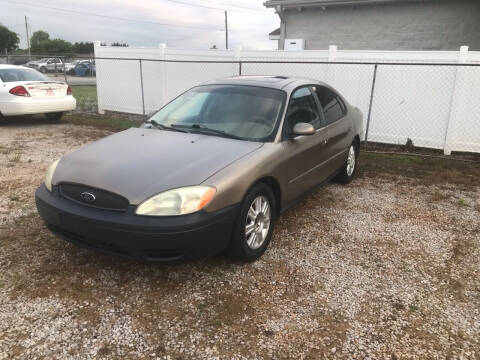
xmin=62 ymin=114 xmax=139 ymax=132
xmin=71 ymin=86 xmax=97 ymax=113
xmin=360 ymin=151 xmax=480 ymax=188
xmin=456 ymin=198 xmax=466 ymax=207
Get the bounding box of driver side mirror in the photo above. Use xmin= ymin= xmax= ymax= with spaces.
xmin=292 ymin=122 xmax=315 ymax=137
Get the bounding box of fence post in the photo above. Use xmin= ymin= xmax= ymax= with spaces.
xmin=364 ymin=63 xmax=378 ymax=147
xmin=93 ymin=41 xmax=105 ymax=114
xmin=234 ymin=45 xmax=242 ymax=76
xmin=139 ymin=59 xmax=146 ymax=119
xmin=63 ymin=56 xmax=68 ymax=83
xmin=159 ymin=43 xmax=167 ymax=107
xmin=443 ymin=45 xmax=469 ymax=155
xmin=328 ymin=44 xmax=337 ymax=61
xmin=326 ymin=44 xmax=337 ymax=84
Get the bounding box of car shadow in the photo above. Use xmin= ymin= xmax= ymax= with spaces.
xmin=1 ymin=114 xmax=59 ymax=126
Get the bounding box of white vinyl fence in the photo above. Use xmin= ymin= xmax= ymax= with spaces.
xmin=94 ymin=43 xmax=480 ymax=154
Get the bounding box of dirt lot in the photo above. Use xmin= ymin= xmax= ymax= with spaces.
xmin=1 ymin=116 xmax=479 ymax=359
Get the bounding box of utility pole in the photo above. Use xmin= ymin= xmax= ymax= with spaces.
xmin=25 ymin=15 xmax=31 ymax=58
xmin=224 ymin=10 xmax=228 ymax=50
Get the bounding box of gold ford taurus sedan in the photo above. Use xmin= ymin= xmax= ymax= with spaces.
xmin=35 ymin=76 xmax=363 ymax=263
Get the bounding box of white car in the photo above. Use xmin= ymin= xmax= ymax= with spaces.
xmin=64 ymin=60 xmax=81 ymax=74
xmin=0 ymin=65 xmax=76 ymax=121
xmin=26 ymin=57 xmax=64 ymax=73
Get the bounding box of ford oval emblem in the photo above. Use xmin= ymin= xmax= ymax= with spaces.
xmin=80 ymin=192 xmax=96 ymax=203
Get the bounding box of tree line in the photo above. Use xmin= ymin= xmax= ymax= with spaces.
xmin=0 ymin=24 xmax=128 ymax=55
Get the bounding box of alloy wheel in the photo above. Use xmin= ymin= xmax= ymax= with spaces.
xmin=346 ymin=145 xmax=356 ymax=177
xmin=245 ymin=195 xmax=271 ymax=250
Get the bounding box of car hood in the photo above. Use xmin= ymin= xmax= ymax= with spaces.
xmin=52 ymin=128 xmax=263 ymax=205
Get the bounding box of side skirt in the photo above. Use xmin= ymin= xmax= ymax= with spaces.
xmin=279 ymin=168 xmax=342 ymax=215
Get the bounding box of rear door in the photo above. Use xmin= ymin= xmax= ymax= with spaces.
xmin=282 ymin=86 xmax=331 ymax=203
xmin=313 ymin=85 xmax=351 ymax=174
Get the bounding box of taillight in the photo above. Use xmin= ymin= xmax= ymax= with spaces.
xmin=9 ymin=86 xmax=30 ymax=97
xmin=67 ymin=86 xmax=72 ymax=95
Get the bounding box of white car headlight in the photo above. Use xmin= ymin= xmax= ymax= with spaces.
xmin=136 ymin=186 xmax=216 ymax=216
xmin=44 ymin=159 xmax=60 ymax=192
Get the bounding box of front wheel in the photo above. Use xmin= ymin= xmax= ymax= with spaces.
xmin=39 ymin=67 xmax=47 ymax=73
xmin=227 ymin=183 xmax=276 ymax=262
xmin=45 ymin=112 xmax=63 ymax=122
xmin=334 ymin=141 xmax=358 ymax=184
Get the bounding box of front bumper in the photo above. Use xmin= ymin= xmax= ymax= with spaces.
xmin=35 ymin=184 xmax=239 ymax=263
xmin=1 ymin=96 xmax=76 ymax=116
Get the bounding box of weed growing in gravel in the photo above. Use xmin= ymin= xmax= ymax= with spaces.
xmin=456 ymin=198 xmax=466 ymax=207
xmin=408 ymin=304 xmax=419 ymax=312
xmin=429 ymin=191 xmax=450 ymax=202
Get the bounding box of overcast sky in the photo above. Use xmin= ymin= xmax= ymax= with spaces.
xmin=3 ymin=0 xmax=279 ymax=50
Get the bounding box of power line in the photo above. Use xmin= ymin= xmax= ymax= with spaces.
xmin=163 ymin=0 xmax=273 ymax=14
xmin=191 ymin=0 xmax=273 ymax=14
xmin=5 ymin=0 xmax=225 ymax=31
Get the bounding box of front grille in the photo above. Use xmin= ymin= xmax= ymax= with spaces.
xmin=59 ymin=183 xmax=129 ymax=211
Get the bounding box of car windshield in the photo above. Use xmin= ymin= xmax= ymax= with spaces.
xmin=149 ymin=85 xmax=285 ymax=142
xmin=0 ymin=68 xmax=48 ymax=82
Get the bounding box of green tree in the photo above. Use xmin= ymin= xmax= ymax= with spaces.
xmin=73 ymin=41 xmax=94 ymax=54
xmin=30 ymin=30 xmax=50 ymax=53
xmin=30 ymin=30 xmax=74 ymax=55
xmin=0 ymin=24 xmax=20 ymax=53
xmin=47 ymin=39 xmax=73 ymax=54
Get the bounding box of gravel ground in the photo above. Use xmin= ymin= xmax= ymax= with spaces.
xmin=1 ymin=118 xmax=479 ymax=359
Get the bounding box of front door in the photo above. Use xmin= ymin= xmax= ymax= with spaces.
xmin=282 ymin=86 xmax=331 ymax=204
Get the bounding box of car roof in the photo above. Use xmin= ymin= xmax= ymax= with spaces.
xmin=202 ymin=75 xmax=330 ymax=91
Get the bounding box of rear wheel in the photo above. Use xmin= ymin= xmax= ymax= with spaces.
xmin=227 ymin=183 xmax=275 ymax=262
xmin=45 ymin=112 xmax=63 ymax=122
xmin=334 ymin=141 xmax=358 ymax=184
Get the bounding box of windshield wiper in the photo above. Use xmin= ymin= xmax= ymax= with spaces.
xmin=171 ymin=124 xmax=242 ymax=140
xmin=148 ymin=120 xmax=189 ymax=133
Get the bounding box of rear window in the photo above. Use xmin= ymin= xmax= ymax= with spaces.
xmin=0 ymin=68 xmax=48 ymax=82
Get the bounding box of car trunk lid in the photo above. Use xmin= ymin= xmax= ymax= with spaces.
xmin=21 ymin=82 xmax=68 ymax=98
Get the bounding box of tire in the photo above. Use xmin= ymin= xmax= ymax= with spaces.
xmin=39 ymin=67 xmax=47 ymax=73
xmin=45 ymin=112 xmax=63 ymax=122
xmin=227 ymin=183 xmax=276 ymax=262
xmin=334 ymin=141 xmax=359 ymax=184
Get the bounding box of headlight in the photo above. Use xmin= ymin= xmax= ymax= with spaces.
xmin=136 ymin=186 xmax=216 ymax=216
xmin=44 ymin=159 xmax=60 ymax=192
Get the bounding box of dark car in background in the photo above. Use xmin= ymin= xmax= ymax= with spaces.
xmin=73 ymin=61 xmax=95 ymax=77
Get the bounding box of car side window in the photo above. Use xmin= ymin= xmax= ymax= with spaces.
xmin=314 ymin=86 xmax=345 ymax=126
xmin=285 ymin=87 xmax=321 ymax=135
